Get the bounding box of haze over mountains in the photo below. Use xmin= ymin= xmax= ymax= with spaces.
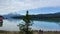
xmin=2 ymin=7 xmax=60 ymax=19
xmin=2 ymin=12 xmax=60 ymax=19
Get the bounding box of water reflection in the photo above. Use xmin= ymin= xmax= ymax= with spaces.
xmin=39 ymin=19 xmax=60 ymax=26
xmin=0 ymin=19 xmax=60 ymax=31
xmin=0 ymin=22 xmax=3 ymax=27
xmin=39 ymin=19 xmax=60 ymax=23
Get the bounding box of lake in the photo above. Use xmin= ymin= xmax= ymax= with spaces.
xmin=0 ymin=19 xmax=60 ymax=31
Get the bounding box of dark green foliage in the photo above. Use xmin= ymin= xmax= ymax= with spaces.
xmin=18 ymin=11 xmax=33 ymax=34
xmin=23 ymin=11 xmax=31 ymax=23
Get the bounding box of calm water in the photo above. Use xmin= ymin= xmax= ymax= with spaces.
xmin=0 ymin=19 xmax=60 ymax=31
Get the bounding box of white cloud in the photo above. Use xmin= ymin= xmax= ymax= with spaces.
xmin=0 ymin=0 xmax=60 ymax=15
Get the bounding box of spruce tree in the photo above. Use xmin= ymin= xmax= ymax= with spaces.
xmin=18 ymin=11 xmax=33 ymax=34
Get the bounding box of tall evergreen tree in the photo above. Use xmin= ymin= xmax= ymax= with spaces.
xmin=18 ymin=11 xmax=33 ymax=34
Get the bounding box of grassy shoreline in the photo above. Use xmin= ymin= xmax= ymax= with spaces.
xmin=0 ymin=30 xmax=60 ymax=34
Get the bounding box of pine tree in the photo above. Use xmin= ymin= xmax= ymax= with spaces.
xmin=18 ymin=11 xmax=33 ymax=34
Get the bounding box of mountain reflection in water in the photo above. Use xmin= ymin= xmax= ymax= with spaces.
xmin=0 ymin=19 xmax=60 ymax=31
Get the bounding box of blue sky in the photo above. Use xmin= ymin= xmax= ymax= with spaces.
xmin=16 ymin=7 xmax=60 ymax=15
xmin=0 ymin=0 xmax=60 ymax=15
